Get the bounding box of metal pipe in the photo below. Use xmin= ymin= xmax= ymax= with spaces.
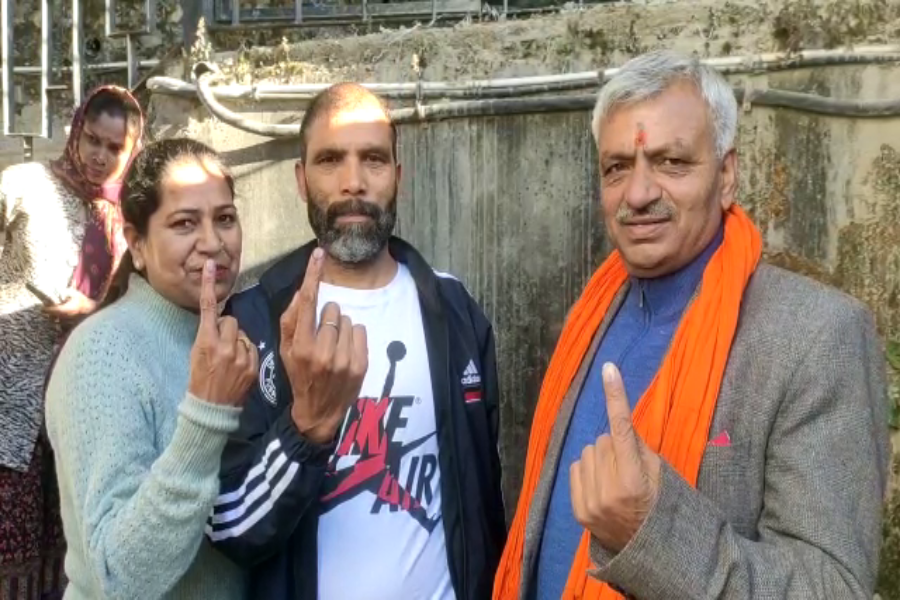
xmin=206 ymin=12 xmax=453 ymax=31
xmin=146 ymin=74 xmax=601 ymax=98
xmin=735 ymin=88 xmax=900 ymax=118
xmin=192 ymin=62 xmax=300 ymax=137
xmin=144 ymin=0 xmax=157 ymax=34
xmin=14 ymin=59 xmax=161 ymax=75
xmin=40 ymin=0 xmax=50 ymax=137
xmin=149 ymin=46 xmax=900 ymax=102
xmin=149 ymin=76 xmax=599 ymax=101
xmin=22 ymin=136 xmax=33 ymax=162
xmin=294 ymin=0 xmax=302 ymax=24
xmin=2 ymin=0 xmax=53 ymax=139
xmin=189 ymin=61 xmax=900 ymax=141
xmin=1 ymin=0 xmax=13 ymax=135
xmin=105 ymin=0 xmax=117 ymax=37
xmin=72 ymin=0 xmax=83 ymax=106
xmin=126 ymin=34 xmax=138 ymax=89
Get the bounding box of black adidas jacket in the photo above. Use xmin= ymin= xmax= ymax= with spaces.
xmin=205 ymin=237 xmax=507 ymax=600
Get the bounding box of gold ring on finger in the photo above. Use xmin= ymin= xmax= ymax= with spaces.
xmin=321 ymin=320 xmax=340 ymax=330
xmin=237 ymin=336 xmax=253 ymax=352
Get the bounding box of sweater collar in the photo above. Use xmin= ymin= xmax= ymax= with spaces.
xmin=626 ymin=224 xmax=724 ymax=318
xmin=120 ymin=274 xmax=201 ymax=344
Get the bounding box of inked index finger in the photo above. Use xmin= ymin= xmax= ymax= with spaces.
xmin=293 ymin=247 xmax=325 ymax=346
xmin=601 ymin=362 xmax=642 ymax=465
xmin=197 ymin=259 xmax=220 ymax=341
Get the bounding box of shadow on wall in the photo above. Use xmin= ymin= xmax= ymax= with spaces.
xmin=221 ymin=136 xmax=301 ymax=173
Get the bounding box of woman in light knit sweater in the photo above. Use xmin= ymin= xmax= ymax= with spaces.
xmin=45 ymin=138 xmax=259 ymax=599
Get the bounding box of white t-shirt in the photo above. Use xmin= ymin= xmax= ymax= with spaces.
xmin=315 ymin=264 xmax=454 ymax=600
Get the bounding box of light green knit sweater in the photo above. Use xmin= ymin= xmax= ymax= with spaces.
xmin=45 ymin=275 xmax=247 ymax=600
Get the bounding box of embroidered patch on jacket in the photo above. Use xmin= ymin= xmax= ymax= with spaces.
xmin=259 ymin=350 xmax=277 ymax=406
xmin=461 ymin=359 xmax=482 ymax=404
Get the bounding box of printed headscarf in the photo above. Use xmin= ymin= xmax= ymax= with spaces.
xmin=49 ymin=85 xmax=144 ymax=300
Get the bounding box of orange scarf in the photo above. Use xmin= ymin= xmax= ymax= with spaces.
xmin=492 ymin=205 xmax=762 ymax=600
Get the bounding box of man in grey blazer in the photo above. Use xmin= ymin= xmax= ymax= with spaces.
xmin=493 ymin=49 xmax=891 ymax=599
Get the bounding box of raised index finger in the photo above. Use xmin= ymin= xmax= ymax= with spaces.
xmin=293 ymin=247 xmax=325 ymax=346
xmin=602 ymin=362 xmax=642 ymax=465
xmin=197 ymin=259 xmax=219 ymax=341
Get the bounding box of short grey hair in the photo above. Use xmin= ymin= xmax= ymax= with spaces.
xmin=591 ymin=50 xmax=738 ymax=159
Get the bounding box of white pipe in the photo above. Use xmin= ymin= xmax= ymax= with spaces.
xmin=255 ymin=70 xmax=602 ymax=93
xmin=147 ymin=45 xmax=900 ymax=101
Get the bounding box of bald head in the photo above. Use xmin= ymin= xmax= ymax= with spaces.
xmin=298 ymin=82 xmax=397 ymax=163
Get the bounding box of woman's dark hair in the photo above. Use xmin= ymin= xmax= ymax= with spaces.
xmin=84 ymin=89 xmax=143 ymax=137
xmin=99 ymin=138 xmax=235 ymax=309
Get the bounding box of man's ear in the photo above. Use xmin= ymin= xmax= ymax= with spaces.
xmin=719 ymin=148 xmax=738 ymax=210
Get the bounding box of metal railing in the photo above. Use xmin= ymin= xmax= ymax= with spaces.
xmin=199 ymin=0 xmax=594 ymax=29
xmin=1 ymin=0 xmax=157 ymax=161
xmin=104 ymin=0 xmax=157 ymax=94
xmin=1 ymin=0 xmax=53 ymax=160
xmin=202 ymin=0 xmax=481 ymax=29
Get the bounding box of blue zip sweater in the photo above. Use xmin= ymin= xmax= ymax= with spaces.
xmin=535 ymin=226 xmax=723 ymax=599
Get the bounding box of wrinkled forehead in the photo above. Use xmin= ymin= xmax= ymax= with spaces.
xmin=598 ymin=83 xmax=716 ymax=154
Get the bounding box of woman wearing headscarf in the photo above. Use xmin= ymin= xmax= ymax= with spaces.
xmin=0 ymin=85 xmax=143 ymax=599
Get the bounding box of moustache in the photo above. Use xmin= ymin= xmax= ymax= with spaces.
xmin=326 ymin=198 xmax=383 ymax=225
xmin=615 ymin=200 xmax=676 ymax=224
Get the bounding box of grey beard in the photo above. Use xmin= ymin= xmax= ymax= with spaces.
xmin=321 ymin=222 xmax=389 ymax=264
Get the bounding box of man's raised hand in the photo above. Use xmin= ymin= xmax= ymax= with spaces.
xmin=280 ymin=248 xmax=368 ymax=445
xmin=569 ymin=362 xmax=661 ymax=553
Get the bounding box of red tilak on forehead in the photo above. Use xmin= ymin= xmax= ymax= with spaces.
xmin=635 ymin=123 xmax=647 ymax=147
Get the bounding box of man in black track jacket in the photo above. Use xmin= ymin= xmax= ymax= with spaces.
xmin=204 ymin=82 xmax=507 ymax=600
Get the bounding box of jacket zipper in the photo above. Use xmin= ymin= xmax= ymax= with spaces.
xmin=446 ymin=329 xmax=469 ymax=598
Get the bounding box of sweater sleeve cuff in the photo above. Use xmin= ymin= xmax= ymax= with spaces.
xmin=587 ymin=463 xmax=701 ymax=597
xmin=179 ymin=393 xmax=243 ymax=434
xmin=156 ymin=394 xmax=243 ymax=478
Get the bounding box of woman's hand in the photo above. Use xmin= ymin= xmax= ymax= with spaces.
xmin=43 ymin=289 xmax=98 ymax=322
xmin=188 ymin=260 xmax=258 ymax=407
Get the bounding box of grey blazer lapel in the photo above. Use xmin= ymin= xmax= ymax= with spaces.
xmin=519 ymin=286 xmax=629 ymax=598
